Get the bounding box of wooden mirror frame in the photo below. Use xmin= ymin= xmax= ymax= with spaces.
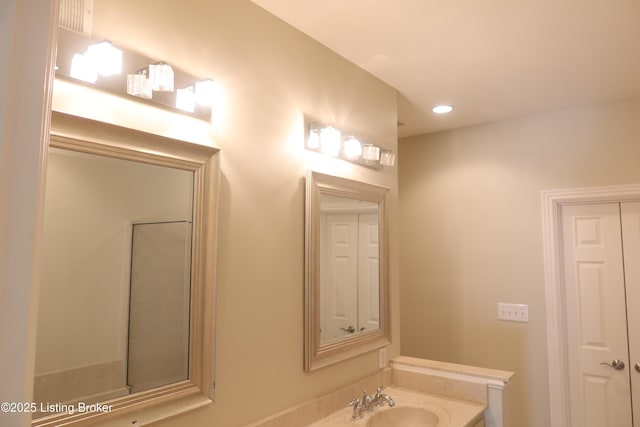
xmin=304 ymin=171 xmax=390 ymax=372
xmin=33 ymin=111 xmax=219 ymax=426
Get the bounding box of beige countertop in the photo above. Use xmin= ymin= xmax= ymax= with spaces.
xmin=308 ymin=386 xmax=486 ymax=427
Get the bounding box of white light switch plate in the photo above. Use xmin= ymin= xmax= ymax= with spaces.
xmin=498 ymin=303 xmax=529 ymax=322
xmin=379 ymin=347 xmax=387 ymax=368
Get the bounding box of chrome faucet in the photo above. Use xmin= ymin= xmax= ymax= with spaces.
xmin=372 ymin=386 xmax=395 ymax=408
xmin=348 ymin=390 xmax=373 ymax=419
xmin=361 ymin=390 xmax=374 ymax=412
xmin=348 ymin=387 xmax=394 ymax=420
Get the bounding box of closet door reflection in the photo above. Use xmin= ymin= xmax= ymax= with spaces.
xmin=128 ymin=221 xmax=191 ymax=393
xmin=320 ymin=205 xmax=379 ymax=345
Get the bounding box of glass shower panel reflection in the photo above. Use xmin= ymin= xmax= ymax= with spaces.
xmin=127 ymin=221 xmax=191 ymax=393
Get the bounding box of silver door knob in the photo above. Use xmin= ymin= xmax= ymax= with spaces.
xmin=600 ymin=359 xmax=625 ymax=370
xmin=635 ymin=362 xmax=640 ymax=373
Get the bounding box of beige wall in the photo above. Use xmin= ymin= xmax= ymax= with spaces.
xmin=399 ymin=97 xmax=640 ymax=427
xmin=37 ymin=150 xmax=192 ymax=375
xmin=51 ymin=1 xmax=399 ymax=426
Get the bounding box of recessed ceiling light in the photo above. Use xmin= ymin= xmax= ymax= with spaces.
xmin=432 ymin=105 xmax=454 ymax=114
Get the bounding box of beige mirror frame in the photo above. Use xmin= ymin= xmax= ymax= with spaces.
xmin=304 ymin=171 xmax=390 ymax=372
xmin=33 ymin=111 xmax=219 ymax=427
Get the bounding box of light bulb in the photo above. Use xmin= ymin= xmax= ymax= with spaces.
xmin=320 ymin=127 xmax=341 ymax=157
xmin=307 ymin=128 xmax=320 ymax=149
xmin=343 ymin=137 xmax=362 ymax=160
xmin=195 ymin=79 xmax=216 ymax=107
xmin=432 ymin=105 xmax=454 ymax=114
xmin=70 ymin=53 xmax=97 ymax=83
xmin=86 ymin=41 xmax=122 ymax=76
xmin=176 ymin=86 xmax=196 ymax=112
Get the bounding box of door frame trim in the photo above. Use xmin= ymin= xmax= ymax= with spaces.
xmin=542 ymin=183 xmax=640 ymax=427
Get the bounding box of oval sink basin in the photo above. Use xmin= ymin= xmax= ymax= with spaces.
xmin=366 ymin=407 xmax=440 ymax=427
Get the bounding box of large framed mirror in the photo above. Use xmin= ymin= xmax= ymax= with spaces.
xmin=32 ymin=111 xmax=219 ymax=426
xmin=304 ymin=171 xmax=390 ymax=371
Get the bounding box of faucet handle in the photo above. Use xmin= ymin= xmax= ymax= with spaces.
xmin=376 ymin=385 xmax=386 ymax=394
xmin=348 ymin=398 xmax=364 ymax=420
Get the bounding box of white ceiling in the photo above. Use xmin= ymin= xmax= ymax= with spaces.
xmin=251 ymin=0 xmax=640 ymax=137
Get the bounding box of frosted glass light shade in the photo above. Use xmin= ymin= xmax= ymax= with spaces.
xmin=343 ymin=137 xmax=362 ymax=160
xmin=380 ymin=150 xmax=396 ymax=166
xmin=127 ymin=73 xmax=152 ymax=99
xmin=307 ymin=128 xmax=321 ymax=149
xmin=70 ymin=53 xmax=97 ymax=83
xmin=176 ymin=86 xmax=196 ymax=112
xmin=86 ymin=41 xmax=122 ymax=76
xmin=149 ymin=63 xmax=174 ymax=92
xmin=320 ymin=127 xmax=341 ymax=157
xmin=362 ymin=144 xmax=380 ymax=161
xmin=195 ymin=79 xmax=216 ymax=107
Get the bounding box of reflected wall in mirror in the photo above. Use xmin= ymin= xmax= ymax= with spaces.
xmin=305 ymin=171 xmax=390 ymax=372
xmin=32 ymin=111 xmax=219 ymax=426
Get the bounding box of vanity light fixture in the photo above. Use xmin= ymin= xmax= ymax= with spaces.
xmin=304 ymin=120 xmax=396 ymax=169
xmin=432 ymin=104 xmax=454 ymax=114
xmin=57 ymin=28 xmax=217 ymax=121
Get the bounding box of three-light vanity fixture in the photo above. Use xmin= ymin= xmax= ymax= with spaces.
xmin=305 ymin=120 xmax=396 ymax=169
xmin=58 ymin=28 xmax=216 ymax=120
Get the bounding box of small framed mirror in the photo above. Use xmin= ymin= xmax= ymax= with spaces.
xmin=32 ymin=111 xmax=219 ymax=426
xmin=304 ymin=171 xmax=390 ymax=371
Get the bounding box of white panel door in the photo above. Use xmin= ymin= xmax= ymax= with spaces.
xmin=321 ymin=213 xmax=359 ymax=343
xmin=358 ymin=213 xmax=380 ymax=333
xmin=561 ymin=203 xmax=633 ymax=427
xmin=621 ymin=202 xmax=640 ymax=424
